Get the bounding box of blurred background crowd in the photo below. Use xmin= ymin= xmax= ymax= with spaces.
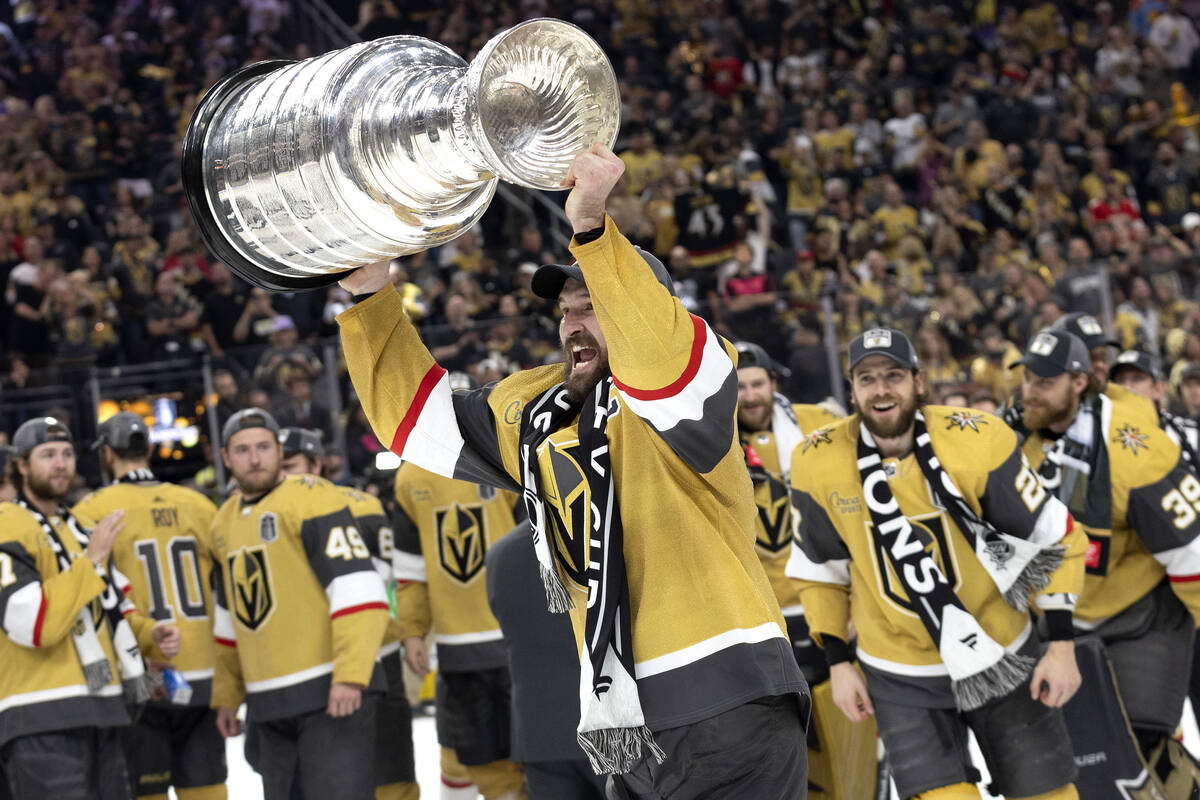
xmin=0 ymin=0 xmax=1199 ymax=496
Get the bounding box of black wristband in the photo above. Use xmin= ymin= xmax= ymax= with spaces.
xmin=352 ymin=292 xmax=376 ymax=304
xmin=573 ymin=224 xmax=606 ymax=245
xmin=823 ymin=635 xmax=852 ymax=666
xmin=1044 ymin=609 xmax=1075 ymax=641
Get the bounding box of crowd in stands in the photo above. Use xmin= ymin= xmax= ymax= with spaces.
xmin=2 ymin=0 xmax=1200 ymax=484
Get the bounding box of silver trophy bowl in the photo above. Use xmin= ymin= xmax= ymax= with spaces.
xmin=182 ymin=19 xmax=619 ymax=291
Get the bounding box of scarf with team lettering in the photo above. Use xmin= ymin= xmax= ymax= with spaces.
xmin=518 ymin=378 xmax=665 ymax=775
xmin=16 ymin=494 xmax=151 ymax=703
xmin=857 ymin=417 xmax=1035 ymax=711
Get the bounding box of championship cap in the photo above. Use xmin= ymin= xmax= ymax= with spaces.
xmin=848 ymin=328 xmax=920 ymax=372
xmin=1012 ymin=330 xmax=1090 ymax=378
xmin=221 ymin=408 xmax=280 ymax=446
xmin=1051 ymin=312 xmax=1120 ymax=352
xmin=531 ymin=246 xmax=675 ymax=299
xmin=1109 ymin=350 xmax=1163 ymax=383
xmin=734 ymin=341 xmax=790 ymax=378
xmin=13 ymin=416 xmax=73 ymax=457
xmin=94 ymin=411 xmax=150 ymax=451
xmin=278 ymin=427 xmax=324 ymax=460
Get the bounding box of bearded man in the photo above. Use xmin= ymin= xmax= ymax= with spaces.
xmin=787 ymin=328 xmax=1086 ymax=800
xmin=1013 ymin=329 xmax=1200 ymax=791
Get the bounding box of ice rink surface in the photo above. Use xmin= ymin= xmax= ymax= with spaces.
xmin=211 ymin=700 xmax=1200 ymax=799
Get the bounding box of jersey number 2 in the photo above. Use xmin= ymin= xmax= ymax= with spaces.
xmin=135 ymin=538 xmax=207 ymax=621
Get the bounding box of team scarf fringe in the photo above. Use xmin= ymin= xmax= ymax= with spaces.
xmin=16 ymin=493 xmax=151 ymax=703
xmin=857 ymin=412 xmax=1055 ymax=710
xmin=518 ymin=379 xmax=664 ymax=775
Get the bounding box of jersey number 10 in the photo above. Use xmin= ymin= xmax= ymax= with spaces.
xmin=135 ymin=538 xmax=208 ymax=621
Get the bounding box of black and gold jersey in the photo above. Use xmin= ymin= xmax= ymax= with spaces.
xmin=1020 ymin=392 xmax=1200 ymax=627
xmin=740 ymin=401 xmax=841 ymax=615
xmin=0 ymin=504 xmax=129 ymax=746
xmin=787 ymin=408 xmax=1084 ymax=704
xmin=208 ymin=475 xmax=389 ymax=721
xmin=72 ymin=478 xmax=218 ymax=706
xmin=340 ymin=216 xmax=804 ymax=731
xmin=391 ymin=462 xmax=519 ymax=672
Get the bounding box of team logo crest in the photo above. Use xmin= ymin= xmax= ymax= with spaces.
xmin=863 ymin=329 xmax=892 ymax=349
xmin=1030 ymin=333 xmax=1058 ymax=356
xmin=229 ymin=547 xmax=275 ymax=630
xmin=1077 ymin=316 xmax=1104 ymax=336
xmin=803 ymin=427 xmax=834 ymax=453
xmin=435 ymin=503 xmax=487 ymax=584
xmin=945 ymin=411 xmax=987 ymax=433
xmin=259 ymin=512 xmax=278 ymax=543
xmin=538 ymin=438 xmax=591 ymax=589
xmin=755 ymin=475 xmax=793 ymax=553
xmin=869 ymin=513 xmax=960 ymax=616
xmin=1112 ymin=424 xmax=1149 ymax=454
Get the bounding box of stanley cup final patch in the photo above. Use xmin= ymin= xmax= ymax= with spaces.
xmin=259 ymin=512 xmax=279 ymax=543
xmin=863 ymin=329 xmax=892 ymax=349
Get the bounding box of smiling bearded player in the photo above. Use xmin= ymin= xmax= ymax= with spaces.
xmin=787 ymin=327 xmax=1087 ymax=800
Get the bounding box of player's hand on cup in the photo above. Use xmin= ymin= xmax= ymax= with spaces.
xmin=337 ymin=259 xmax=392 ymax=297
xmin=403 ymin=636 xmax=431 ymax=676
xmin=327 ymin=682 xmax=363 ymax=718
xmin=561 ymin=142 xmax=625 ymax=234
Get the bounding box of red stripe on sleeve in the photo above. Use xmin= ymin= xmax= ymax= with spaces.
xmin=330 ymin=601 xmax=390 ymax=620
xmin=442 ymin=777 xmax=475 ymax=789
xmin=1170 ymin=574 xmax=1200 ymax=583
xmin=32 ymin=592 xmax=46 ymax=647
xmin=390 ymin=364 xmax=447 ymax=457
xmin=214 ymin=636 xmax=236 ymax=647
xmin=612 ymin=315 xmax=707 ymax=400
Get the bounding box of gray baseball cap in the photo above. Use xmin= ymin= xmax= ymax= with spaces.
xmin=13 ymin=417 xmax=73 ymax=456
xmin=94 ymin=411 xmax=150 ymax=451
xmin=279 ymin=427 xmax=324 ymax=460
xmin=1110 ymin=350 xmax=1163 ymax=382
xmin=848 ymin=328 xmax=920 ymax=372
xmin=221 ymin=408 xmax=280 ymax=446
xmin=531 ymin=246 xmax=675 ymax=299
xmin=1052 ymin=313 xmax=1120 ymax=352
xmin=1012 ymin=330 xmax=1090 ymax=378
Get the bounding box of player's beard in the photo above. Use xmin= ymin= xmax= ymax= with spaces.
xmin=235 ymin=464 xmax=281 ymax=498
xmin=24 ymin=470 xmax=71 ymax=505
xmin=859 ymin=390 xmax=920 ymax=440
xmin=738 ymin=401 xmax=773 ymax=432
xmin=1022 ymin=387 xmax=1077 ymax=432
xmin=561 ymin=334 xmax=611 ymax=403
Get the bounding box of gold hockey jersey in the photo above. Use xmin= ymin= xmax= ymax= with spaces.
xmin=209 ymin=475 xmax=389 ymax=721
xmin=1020 ymin=391 xmax=1200 ymax=627
xmin=0 ymin=504 xmax=130 ymax=746
xmin=340 ymin=216 xmax=805 ymax=730
xmin=787 ymin=408 xmax=1085 ymax=703
xmin=740 ymin=401 xmax=841 ymax=615
xmin=72 ymin=477 xmax=218 ymax=706
xmin=392 ymin=462 xmax=518 ymax=672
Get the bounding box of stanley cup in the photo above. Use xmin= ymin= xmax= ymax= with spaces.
xmin=181 ymin=19 xmax=619 ymax=291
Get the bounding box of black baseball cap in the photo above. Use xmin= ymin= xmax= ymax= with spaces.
xmin=13 ymin=417 xmax=73 ymax=457
xmin=734 ymin=341 xmax=790 ymax=378
xmin=1110 ymin=350 xmax=1163 ymax=382
xmin=279 ymin=427 xmax=324 ymax=460
xmin=94 ymin=411 xmax=150 ymax=451
xmin=848 ymin=328 xmax=920 ymax=372
xmin=1052 ymin=313 xmax=1120 ymax=352
xmin=1012 ymin=330 xmax=1090 ymax=378
xmin=221 ymin=408 xmax=280 ymax=447
xmin=531 ymin=246 xmax=675 ymax=300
